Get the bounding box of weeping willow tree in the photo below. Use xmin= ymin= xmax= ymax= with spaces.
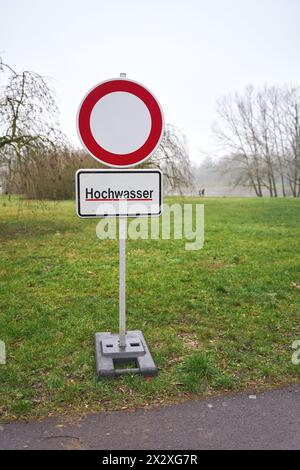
xmin=0 ymin=57 xmax=65 ymax=194
xmin=146 ymin=123 xmax=195 ymax=193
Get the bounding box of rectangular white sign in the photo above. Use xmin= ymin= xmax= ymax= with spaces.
xmin=76 ymin=169 xmax=162 ymax=218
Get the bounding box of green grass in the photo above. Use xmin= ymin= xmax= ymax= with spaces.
xmin=0 ymin=195 xmax=300 ymax=421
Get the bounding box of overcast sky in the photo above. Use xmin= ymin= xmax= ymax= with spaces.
xmin=1 ymin=0 xmax=300 ymax=163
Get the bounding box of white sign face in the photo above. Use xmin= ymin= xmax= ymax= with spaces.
xmin=76 ymin=169 xmax=162 ymax=218
xmin=90 ymin=92 xmax=152 ymax=155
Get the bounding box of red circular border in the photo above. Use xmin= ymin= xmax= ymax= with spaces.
xmin=77 ymin=79 xmax=163 ymax=167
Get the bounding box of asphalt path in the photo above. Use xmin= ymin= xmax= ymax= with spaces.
xmin=0 ymin=384 xmax=299 ymax=450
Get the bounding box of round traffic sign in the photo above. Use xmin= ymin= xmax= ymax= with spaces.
xmin=77 ymin=78 xmax=164 ymax=168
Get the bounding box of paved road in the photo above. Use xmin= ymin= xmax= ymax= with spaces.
xmin=0 ymin=385 xmax=299 ymax=450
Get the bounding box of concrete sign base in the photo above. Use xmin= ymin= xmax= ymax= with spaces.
xmin=95 ymin=330 xmax=157 ymax=378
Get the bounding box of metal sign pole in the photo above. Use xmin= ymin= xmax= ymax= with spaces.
xmin=118 ymin=72 xmax=127 ymax=350
xmin=119 ymin=216 xmax=127 ymax=348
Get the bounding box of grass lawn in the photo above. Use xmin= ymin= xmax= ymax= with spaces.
xmin=0 ymin=195 xmax=300 ymax=421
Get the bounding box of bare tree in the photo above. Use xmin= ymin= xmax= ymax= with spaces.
xmin=213 ymin=83 xmax=300 ymax=197
xmin=280 ymin=86 xmax=300 ymax=197
xmin=0 ymin=58 xmax=65 ymax=193
xmin=213 ymin=88 xmax=264 ymax=196
xmin=266 ymin=86 xmax=287 ymax=197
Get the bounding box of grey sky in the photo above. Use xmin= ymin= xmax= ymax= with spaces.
xmin=1 ymin=0 xmax=299 ymax=163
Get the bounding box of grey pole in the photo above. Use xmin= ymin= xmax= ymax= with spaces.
xmin=118 ymin=72 xmax=127 ymax=348
xmin=119 ymin=216 xmax=126 ymax=348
